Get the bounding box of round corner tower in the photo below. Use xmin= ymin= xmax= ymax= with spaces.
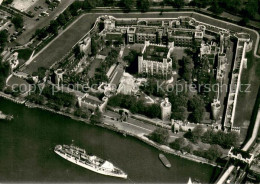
xmin=54 ymin=69 xmax=65 ymax=87
xmin=160 ymin=98 xmax=172 ymax=121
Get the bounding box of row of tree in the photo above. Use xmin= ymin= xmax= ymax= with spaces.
xmin=147 ymin=127 xmax=225 ymax=161
xmin=184 ymin=125 xmax=239 ymax=149
xmin=108 ymin=94 xmax=161 ymax=119
xmin=162 ymin=0 xmax=259 ymax=20
xmin=26 ymin=85 xmax=77 ymax=109
xmin=139 ymin=78 xmax=206 ymax=123
xmin=0 ymin=56 xmax=10 ymax=91
xmin=34 ymin=1 xmax=79 ymax=40
xmin=0 ymin=30 xmax=8 ymax=52
xmin=11 ymin=15 xmax=24 ymax=30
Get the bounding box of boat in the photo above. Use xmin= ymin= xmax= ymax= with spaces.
xmin=54 ymin=144 xmax=127 ymax=179
xmin=159 ymin=153 xmax=171 ymax=168
xmin=0 ymin=111 xmax=13 ymax=121
xmin=187 ymin=177 xmax=201 ymax=184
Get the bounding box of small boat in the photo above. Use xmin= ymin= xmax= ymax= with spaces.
xmin=159 ymin=153 xmax=171 ymax=168
xmin=0 ymin=111 xmax=13 ymax=121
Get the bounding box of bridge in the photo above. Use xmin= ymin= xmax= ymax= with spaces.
xmin=215 ymin=107 xmax=260 ymax=184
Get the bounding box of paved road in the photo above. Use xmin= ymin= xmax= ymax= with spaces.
xmin=104 ymin=110 xmax=178 ymax=141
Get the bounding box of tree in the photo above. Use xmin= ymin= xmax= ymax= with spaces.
xmin=103 ymin=0 xmax=114 ymax=6
xmin=91 ymin=37 xmax=98 ymax=56
xmin=90 ymin=110 xmax=102 ymax=124
xmin=63 ymin=10 xmax=72 ymax=21
xmin=69 ymin=1 xmax=82 ymax=16
xmin=191 ymin=125 xmax=205 ymax=143
xmin=170 ymin=137 xmax=187 ymax=150
xmin=105 ymin=40 xmax=112 ymax=47
xmin=188 ymin=95 xmax=205 ymax=123
xmin=146 ymin=104 xmax=161 ymax=119
xmin=180 ymin=56 xmax=194 ymax=82
xmin=124 ymin=50 xmax=140 ymax=74
xmin=182 ymin=143 xmax=194 ymax=153
xmin=136 ymin=0 xmax=150 ymax=12
xmin=0 ymin=60 xmax=10 ymax=91
xmin=239 ymin=17 xmax=249 ymax=26
xmin=0 ymin=30 xmax=8 ymax=51
xmin=4 ymin=0 xmax=13 ymax=4
xmin=73 ymin=44 xmax=83 ymax=59
xmin=208 ymin=0 xmax=223 ymax=14
xmin=57 ymin=14 xmax=67 ymax=26
xmin=204 ymin=145 xmax=223 ymax=161
xmin=120 ymin=0 xmax=134 ymax=12
xmin=173 ymin=0 xmax=185 ymax=8
xmin=34 ymin=28 xmax=48 ymax=40
xmin=11 ymin=15 xmax=24 ymax=30
xmin=224 ymin=132 xmax=239 ymax=148
xmin=32 ymin=67 xmax=47 ymax=80
xmin=48 ymin=20 xmax=59 ymax=35
xmin=242 ymin=0 xmax=258 ymax=19
xmin=201 ymin=130 xmax=239 ymax=149
xmin=148 ymin=128 xmax=169 ymax=145
xmin=171 ymin=106 xmax=188 ymax=121
xmin=82 ymin=0 xmax=96 ymax=10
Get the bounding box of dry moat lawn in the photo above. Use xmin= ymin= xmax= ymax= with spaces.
xmin=234 ymin=51 xmax=260 ymax=141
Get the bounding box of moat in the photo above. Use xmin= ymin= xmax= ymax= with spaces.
xmin=0 ymin=98 xmax=220 ymax=183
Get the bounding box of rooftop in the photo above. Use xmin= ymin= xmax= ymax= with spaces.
xmin=172 ymin=31 xmax=193 ymax=37
xmin=127 ymin=27 xmax=136 ymax=34
xmin=82 ymin=94 xmax=102 ymax=106
xmin=143 ymin=45 xmax=169 ymax=62
xmin=136 ymin=27 xmax=157 ymax=35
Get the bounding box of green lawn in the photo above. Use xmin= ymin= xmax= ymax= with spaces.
xmin=234 ymin=51 xmax=260 ymax=140
xmin=16 ymin=48 xmax=33 ymax=61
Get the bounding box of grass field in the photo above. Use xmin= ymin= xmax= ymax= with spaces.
xmin=16 ymin=48 xmax=33 ymax=60
xmin=88 ymin=59 xmax=102 ymax=78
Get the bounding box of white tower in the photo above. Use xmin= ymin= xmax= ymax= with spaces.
xmin=160 ymin=98 xmax=172 ymax=121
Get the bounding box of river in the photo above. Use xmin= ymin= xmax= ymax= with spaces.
xmin=0 ymin=98 xmax=220 ymax=183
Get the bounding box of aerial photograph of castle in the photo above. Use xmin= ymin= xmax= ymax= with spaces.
xmin=0 ymin=0 xmax=260 ymax=183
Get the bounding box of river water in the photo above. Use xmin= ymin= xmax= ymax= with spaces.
xmin=0 ymin=98 xmax=220 ymax=183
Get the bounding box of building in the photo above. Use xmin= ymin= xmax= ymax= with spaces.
xmin=138 ymin=41 xmax=173 ymax=78
xmin=78 ymin=93 xmax=108 ymax=112
xmin=104 ymin=18 xmax=115 ymax=30
xmin=228 ymin=147 xmax=254 ymax=165
xmin=160 ymin=98 xmax=171 ymax=121
xmin=171 ymin=119 xmax=221 ymax=133
xmin=54 ymin=69 xmax=65 ymax=87
xmin=170 ymin=31 xmax=193 ymax=47
xmin=223 ymin=37 xmax=248 ymax=132
xmin=7 ymin=52 xmax=19 ymax=71
xmin=211 ymin=98 xmax=221 ymax=120
xmin=126 ymin=27 xmax=136 ymax=43
xmin=79 ymin=37 xmax=91 ymax=55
